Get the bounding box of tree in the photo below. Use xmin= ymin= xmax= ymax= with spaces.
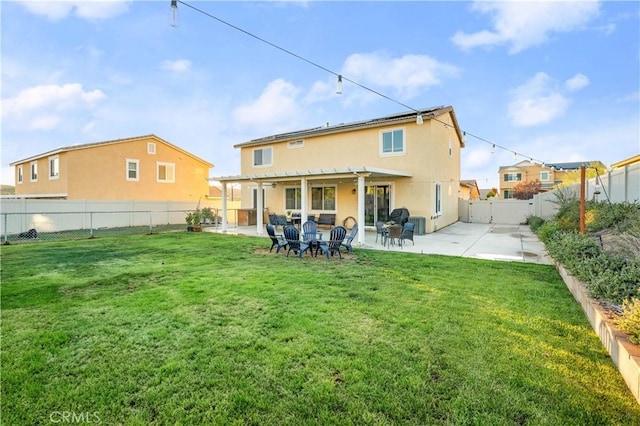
xmin=485 ymin=187 xmax=498 ymax=199
xmin=555 ymin=162 xmax=607 ymax=188
xmin=513 ymin=179 xmax=542 ymax=200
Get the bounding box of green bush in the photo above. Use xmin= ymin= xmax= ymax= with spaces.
xmin=545 ymin=231 xmax=601 ymax=271
xmin=536 ymin=221 xmax=562 ymax=243
xmin=587 ymin=201 xmax=640 ymax=233
xmin=616 ymin=298 xmax=640 ymax=345
xmin=527 ymin=215 xmax=545 ymax=232
xmin=581 ymin=256 xmax=640 ymax=305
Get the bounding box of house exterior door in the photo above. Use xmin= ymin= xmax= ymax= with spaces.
xmin=365 ymin=185 xmax=390 ymax=226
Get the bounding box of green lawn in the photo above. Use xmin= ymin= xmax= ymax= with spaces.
xmin=2 ymin=232 xmax=639 ymax=425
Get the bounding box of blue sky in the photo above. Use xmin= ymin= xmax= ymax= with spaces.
xmin=2 ymin=0 xmax=639 ymax=189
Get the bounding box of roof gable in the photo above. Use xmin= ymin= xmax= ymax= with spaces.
xmin=10 ymin=134 xmax=213 ymax=168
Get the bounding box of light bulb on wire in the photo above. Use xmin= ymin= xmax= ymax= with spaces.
xmin=170 ymin=0 xmax=180 ymax=27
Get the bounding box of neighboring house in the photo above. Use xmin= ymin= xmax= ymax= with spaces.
xmin=459 ymin=180 xmax=480 ymax=200
xmin=10 ymin=135 xmax=213 ymax=201
xmin=211 ymin=106 xmax=465 ymax=245
xmin=479 ymin=188 xmax=499 ymax=200
xmin=610 ymin=154 xmax=640 ymax=170
xmin=498 ymin=160 xmax=605 ymax=199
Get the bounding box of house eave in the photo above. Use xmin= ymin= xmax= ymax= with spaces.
xmin=210 ymin=166 xmax=412 ymax=183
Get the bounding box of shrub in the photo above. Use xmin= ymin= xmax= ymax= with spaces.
xmin=545 ymin=231 xmax=600 ymax=271
xmin=536 ymin=221 xmax=562 ymax=243
xmin=616 ymin=297 xmax=640 ymax=345
xmin=527 ymin=215 xmax=545 ymax=232
xmin=581 ymin=256 xmax=640 ymax=305
xmin=587 ymin=201 xmax=640 ymax=233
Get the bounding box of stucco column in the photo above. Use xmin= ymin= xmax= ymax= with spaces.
xmin=256 ymin=182 xmax=264 ymax=235
xmin=357 ymin=174 xmax=366 ymax=246
xmin=221 ymin=182 xmax=228 ymax=232
xmin=300 ymin=177 xmax=308 ymax=225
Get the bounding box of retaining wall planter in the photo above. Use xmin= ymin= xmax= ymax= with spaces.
xmin=556 ymin=263 xmax=640 ymax=404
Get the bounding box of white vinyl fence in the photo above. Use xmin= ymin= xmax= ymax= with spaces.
xmin=461 ymin=162 xmax=639 ymax=224
xmin=0 ymin=200 xmax=233 ymax=243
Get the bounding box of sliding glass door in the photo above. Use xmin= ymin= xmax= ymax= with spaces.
xmin=364 ymin=185 xmax=390 ymax=226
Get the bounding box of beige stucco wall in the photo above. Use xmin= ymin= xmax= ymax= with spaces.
xmin=14 ymin=136 xmax=211 ymax=201
xmin=500 ymin=162 xmax=556 ymax=198
xmin=239 ymin=112 xmax=462 ymax=232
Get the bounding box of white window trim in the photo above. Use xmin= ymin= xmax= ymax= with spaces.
xmin=156 ymin=161 xmax=175 ymax=183
xmin=284 ymin=186 xmax=302 ymax=211
xmin=379 ymin=127 xmax=406 ymax=157
xmin=252 ymin=147 xmax=273 ymax=168
xmin=48 ymin=155 xmax=60 ymax=180
xmin=30 ymin=161 xmax=38 ymax=182
xmin=448 ymin=139 xmax=453 ymax=159
xmin=540 ymin=171 xmax=550 ymax=182
xmin=126 ymin=158 xmax=140 ymax=182
xmin=147 ymin=142 xmax=156 ymax=154
xmin=17 ymin=165 xmax=23 ymax=184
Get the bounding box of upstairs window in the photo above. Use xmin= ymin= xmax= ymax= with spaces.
xmin=503 ymin=173 xmax=522 ymax=182
xmin=381 ymin=129 xmax=405 ymax=155
xmin=148 ymin=142 xmax=156 ymax=154
xmin=49 ymin=156 xmax=59 ymax=179
xmin=540 ymin=171 xmax=550 ymax=181
xmin=126 ymin=159 xmax=139 ymax=181
xmin=30 ymin=161 xmax=38 ymax=182
xmin=17 ymin=166 xmax=23 ymax=184
xmin=253 ymin=147 xmax=273 ymax=167
xmin=157 ymin=162 xmax=175 ymax=183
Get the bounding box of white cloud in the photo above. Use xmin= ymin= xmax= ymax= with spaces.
xmin=160 ymin=59 xmax=192 ymax=73
xmin=565 ymin=73 xmax=590 ymax=91
xmin=232 ymin=79 xmax=302 ymax=129
xmin=341 ymin=52 xmax=460 ymax=99
xmin=17 ymin=0 xmax=130 ymax=21
xmin=508 ymin=72 xmax=570 ymax=127
xmin=452 ymin=1 xmax=600 ymax=53
xmin=2 ymin=83 xmax=105 ymax=131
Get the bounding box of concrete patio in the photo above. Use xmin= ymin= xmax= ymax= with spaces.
xmin=208 ymin=221 xmax=552 ymax=265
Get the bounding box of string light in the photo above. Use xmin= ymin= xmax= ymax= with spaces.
xmin=174 ymin=0 xmax=549 ymax=166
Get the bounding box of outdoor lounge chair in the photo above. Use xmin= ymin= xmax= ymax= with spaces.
xmin=341 ymin=223 xmax=358 ymax=253
xmin=399 ymin=222 xmax=415 ymax=246
xmin=317 ymin=226 xmax=348 ymax=259
xmin=283 ymin=225 xmax=313 ymax=258
xmin=276 ymin=215 xmax=291 ymax=231
xmin=266 ymin=224 xmax=288 ymax=253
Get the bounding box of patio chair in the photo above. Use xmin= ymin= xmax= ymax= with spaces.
xmin=388 ymin=208 xmax=410 ymax=226
xmin=302 ymin=220 xmax=323 ymax=254
xmin=341 ymin=223 xmax=358 ymax=253
xmin=283 ymin=225 xmax=313 ymax=258
xmin=266 ymin=224 xmax=288 ymax=253
xmin=317 ymin=226 xmax=348 ymax=259
xmin=268 ymin=213 xmax=279 ymax=228
xmin=386 ymin=224 xmax=403 ymax=249
xmin=399 ymin=222 xmax=415 ymax=246
xmin=307 ymin=214 xmax=316 ymax=222
xmin=276 ymin=214 xmax=291 ymax=231
xmin=375 ymin=221 xmax=388 ymax=245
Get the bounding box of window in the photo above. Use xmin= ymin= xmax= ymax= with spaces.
xmin=147 ymin=142 xmax=156 ymax=154
xmin=156 ymin=162 xmax=175 ymax=183
xmin=540 ymin=171 xmax=550 ymax=181
xmin=252 ymin=188 xmax=267 ymax=209
xmin=311 ymin=186 xmax=336 ymax=211
xmin=448 ymin=139 xmax=453 ymax=158
xmin=49 ymin=156 xmax=59 ymax=179
xmin=435 ymin=182 xmax=442 ymax=216
xmin=503 ymin=173 xmax=522 ymax=182
xmin=253 ymin=147 xmax=272 ymax=167
xmin=503 ymin=190 xmax=513 ymax=199
xmin=381 ymin=129 xmax=405 ymax=154
xmin=285 ymin=187 xmax=302 ymax=210
xmin=30 ymin=161 xmax=38 ymax=182
xmin=288 ymin=140 xmax=304 ymax=149
xmin=126 ymin=159 xmax=139 ymax=181
xmin=17 ymin=166 xmax=23 ymax=184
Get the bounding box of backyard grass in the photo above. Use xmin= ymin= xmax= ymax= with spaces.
xmin=2 ymin=232 xmax=639 ymax=425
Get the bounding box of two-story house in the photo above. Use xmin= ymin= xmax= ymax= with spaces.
xmin=498 ymin=160 xmax=605 ymax=199
xmin=211 ymin=106 xmax=465 ymax=246
xmin=10 ymin=135 xmax=213 ymax=201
